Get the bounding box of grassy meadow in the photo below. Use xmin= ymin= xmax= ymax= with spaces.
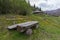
xmin=0 ymin=14 xmax=60 ymax=40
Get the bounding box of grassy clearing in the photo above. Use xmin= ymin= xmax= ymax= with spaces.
xmin=0 ymin=14 xmax=60 ymax=40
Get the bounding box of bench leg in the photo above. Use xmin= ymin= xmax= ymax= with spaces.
xmin=35 ymin=25 xmax=39 ymax=29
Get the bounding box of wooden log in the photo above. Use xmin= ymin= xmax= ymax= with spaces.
xmin=17 ymin=26 xmax=26 ymax=32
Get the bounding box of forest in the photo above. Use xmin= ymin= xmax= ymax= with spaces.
xmin=0 ymin=0 xmax=32 ymax=15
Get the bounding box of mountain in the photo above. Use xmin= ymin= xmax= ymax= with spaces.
xmin=44 ymin=9 xmax=60 ymax=16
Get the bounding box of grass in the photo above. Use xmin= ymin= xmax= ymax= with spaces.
xmin=0 ymin=14 xmax=60 ymax=40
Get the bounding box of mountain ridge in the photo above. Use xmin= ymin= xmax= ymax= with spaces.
xmin=44 ymin=9 xmax=60 ymax=16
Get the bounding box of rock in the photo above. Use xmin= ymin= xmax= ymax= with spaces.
xmin=25 ymin=29 xmax=32 ymax=35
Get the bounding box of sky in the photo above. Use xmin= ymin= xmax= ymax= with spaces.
xmin=26 ymin=0 xmax=60 ymax=11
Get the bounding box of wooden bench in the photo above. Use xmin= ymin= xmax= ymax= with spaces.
xmin=7 ymin=21 xmax=39 ymax=35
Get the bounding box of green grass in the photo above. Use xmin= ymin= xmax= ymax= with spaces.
xmin=0 ymin=14 xmax=60 ymax=40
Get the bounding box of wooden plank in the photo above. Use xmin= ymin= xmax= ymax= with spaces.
xmin=7 ymin=24 xmax=17 ymax=30
xmin=17 ymin=21 xmax=38 ymax=27
xmin=7 ymin=21 xmax=38 ymax=30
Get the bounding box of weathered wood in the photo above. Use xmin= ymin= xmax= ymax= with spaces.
xmin=17 ymin=21 xmax=39 ymax=32
xmin=7 ymin=21 xmax=39 ymax=35
xmin=17 ymin=21 xmax=38 ymax=27
xmin=17 ymin=26 xmax=26 ymax=32
xmin=7 ymin=21 xmax=39 ymax=30
xmin=7 ymin=24 xmax=17 ymax=30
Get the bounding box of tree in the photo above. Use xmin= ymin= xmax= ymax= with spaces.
xmin=34 ymin=4 xmax=36 ymax=8
xmin=39 ymin=8 xmax=41 ymax=11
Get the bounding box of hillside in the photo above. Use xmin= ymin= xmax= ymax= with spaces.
xmin=0 ymin=0 xmax=60 ymax=40
xmin=0 ymin=14 xmax=60 ymax=40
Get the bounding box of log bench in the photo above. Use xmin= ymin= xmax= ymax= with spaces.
xmin=7 ymin=21 xmax=39 ymax=35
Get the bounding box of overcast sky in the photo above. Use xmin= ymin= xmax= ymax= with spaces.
xmin=26 ymin=0 xmax=60 ymax=11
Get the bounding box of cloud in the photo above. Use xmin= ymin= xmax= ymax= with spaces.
xmin=29 ymin=0 xmax=60 ymax=11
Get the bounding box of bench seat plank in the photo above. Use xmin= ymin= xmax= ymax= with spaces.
xmin=7 ymin=21 xmax=38 ymax=30
xmin=17 ymin=21 xmax=38 ymax=27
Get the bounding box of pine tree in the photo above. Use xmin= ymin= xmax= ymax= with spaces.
xmin=34 ymin=4 xmax=36 ymax=8
xmin=39 ymin=8 xmax=41 ymax=11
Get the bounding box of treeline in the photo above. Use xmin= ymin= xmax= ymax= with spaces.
xmin=0 ymin=0 xmax=32 ymax=15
